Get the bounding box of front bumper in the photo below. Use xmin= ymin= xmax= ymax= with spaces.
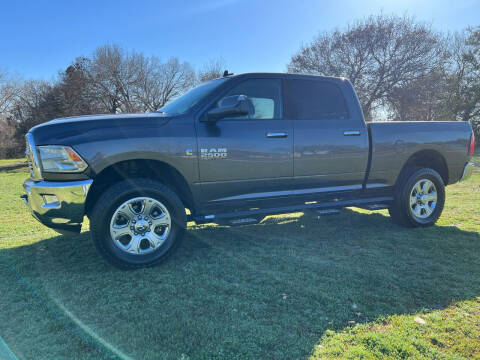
xmin=22 ymin=178 xmax=93 ymax=233
xmin=459 ymin=162 xmax=474 ymax=182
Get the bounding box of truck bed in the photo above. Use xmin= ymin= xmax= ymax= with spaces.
xmin=367 ymin=121 xmax=473 ymax=188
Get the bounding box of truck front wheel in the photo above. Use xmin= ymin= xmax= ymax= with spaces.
xmin=90 ymin=179 xmax=186 ymax=269
xmin=388 ymin=168 xmax=445 ymax=227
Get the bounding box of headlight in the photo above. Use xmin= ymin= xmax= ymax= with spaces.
xmin=37 ymin=146 xmax=88 ymax=172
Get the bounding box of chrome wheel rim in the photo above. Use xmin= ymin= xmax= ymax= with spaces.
xmin=109 ymin=197 xmax=171 ymax=255
xmin=409 ymin=179 xmax=437 ymax=220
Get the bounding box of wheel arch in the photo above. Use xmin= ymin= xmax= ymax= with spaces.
xmin=85 ymin=159 xmax=195 ymax=217
xmin=397 ymin=149 xmax=449 ymax=187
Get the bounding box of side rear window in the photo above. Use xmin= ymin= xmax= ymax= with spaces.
xmin=285 ymin=79 xmax=349 ymax=120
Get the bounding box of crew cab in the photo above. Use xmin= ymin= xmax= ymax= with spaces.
xmin=22 ymin=73 xmax=475 ymax=269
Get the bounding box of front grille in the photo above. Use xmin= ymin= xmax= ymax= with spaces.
xmin=27 ymin=160 xmax=34 ymax=178
xmin=25 ymin=133 xmax=42 ymax=180
xmin=25 ymin=138 xmax=35 ymax=178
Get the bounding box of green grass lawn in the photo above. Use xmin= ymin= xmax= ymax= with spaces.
xmin=0 ymin=158 xmax=26 ymax=165
xmin=0 ymin=158 xmax=479 ymax=359
xmin=0 ymin=158 xmax=26 ymax=171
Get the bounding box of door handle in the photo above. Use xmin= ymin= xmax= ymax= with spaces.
xmin=343 ymin=130 xmax=361 ymax=136
xmin=266 ymin=132 xmax=288 ymax=138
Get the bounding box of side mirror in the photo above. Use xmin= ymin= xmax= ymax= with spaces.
xmin=205 ymin=95 xmax=250 ymax=121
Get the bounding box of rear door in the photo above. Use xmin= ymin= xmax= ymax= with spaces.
xmin=286 ymin=78 xmax=369 ymax=195
xmin=196 ymin=78 xmax=294 ymax=207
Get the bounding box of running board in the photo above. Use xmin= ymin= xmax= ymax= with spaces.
xmin=356 ymin=203 xmax=390 ymax=210
xmin=314 ymin=209 xmax=341 ymax=216
xmin=217 ymin=217 xmax=263 ymax=226
xmin=193 ymin=196 xmax=393 ymax=224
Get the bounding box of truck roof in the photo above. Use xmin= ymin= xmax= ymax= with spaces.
xmin=224 ymin=72 xmax=348 ymax=83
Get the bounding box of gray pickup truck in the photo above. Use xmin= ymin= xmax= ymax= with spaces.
xmin=22 ymin=73 xmax=475 ymax=269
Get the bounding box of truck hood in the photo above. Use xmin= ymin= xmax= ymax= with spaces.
xmin=29 ymin=112 xmax=171 ymax=146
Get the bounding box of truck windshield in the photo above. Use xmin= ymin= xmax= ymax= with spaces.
xmin=158 ymin=78 xmax=228 ymax=115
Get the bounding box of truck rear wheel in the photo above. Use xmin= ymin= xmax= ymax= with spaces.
xmin=90 ymin=178 xmax=186 ymax=269
xmin=388 ymin=168 xmax=445 ymax=227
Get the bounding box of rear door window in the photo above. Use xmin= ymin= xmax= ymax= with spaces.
xmin=285 ymin=79 xmax=349 ymax=120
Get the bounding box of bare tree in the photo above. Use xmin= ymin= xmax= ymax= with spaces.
xmin=0 ymin=116 xmax=18 ymax=158
xmin=288 ymin=14 xmax=447 ymax=120
xmin=443 ymin=28 xmax=480 ymax=140
xmin=387 ymin=70 xmax=450 ymax=122
xmin=0 ymin=70 xmax=21 ymax=115
xmin=85 ymin=44 xmax=135 ymax=113
xmin=133 ymin=57 xmax=195 ymax=111
xmin=0 ymin=69 xmax=8 ymax=112
xmin=58 ymin=57 xmax=106 ymax=116
xmin=11 ymin=80 xmax=60 ymax=136
xmin=84 ymin=45 xmax=196 ymax=113
xmin=0 ymin=70 xmax=16 ymax=155
xmin=197 ymin=57 xmax=226 ymax=83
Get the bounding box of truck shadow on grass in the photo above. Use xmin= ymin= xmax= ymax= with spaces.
xmin=2 ymin=209 xmax=480 ymax=359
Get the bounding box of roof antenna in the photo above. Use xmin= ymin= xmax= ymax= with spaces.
xmin=223 ymin=70 xmax=233 ymax=77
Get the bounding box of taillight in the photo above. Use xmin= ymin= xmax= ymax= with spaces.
xmin=468 ymin=132 xmax=475 ymax=156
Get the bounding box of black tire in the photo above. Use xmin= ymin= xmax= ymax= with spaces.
xmin=90 ymin=178 xmax=186 ymax=269
xmin=388 ymin=168 xmax=445 ymax=227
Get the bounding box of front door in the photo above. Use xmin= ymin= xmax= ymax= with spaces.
xmin=196 ymin=78 xmax=293 ymax=208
